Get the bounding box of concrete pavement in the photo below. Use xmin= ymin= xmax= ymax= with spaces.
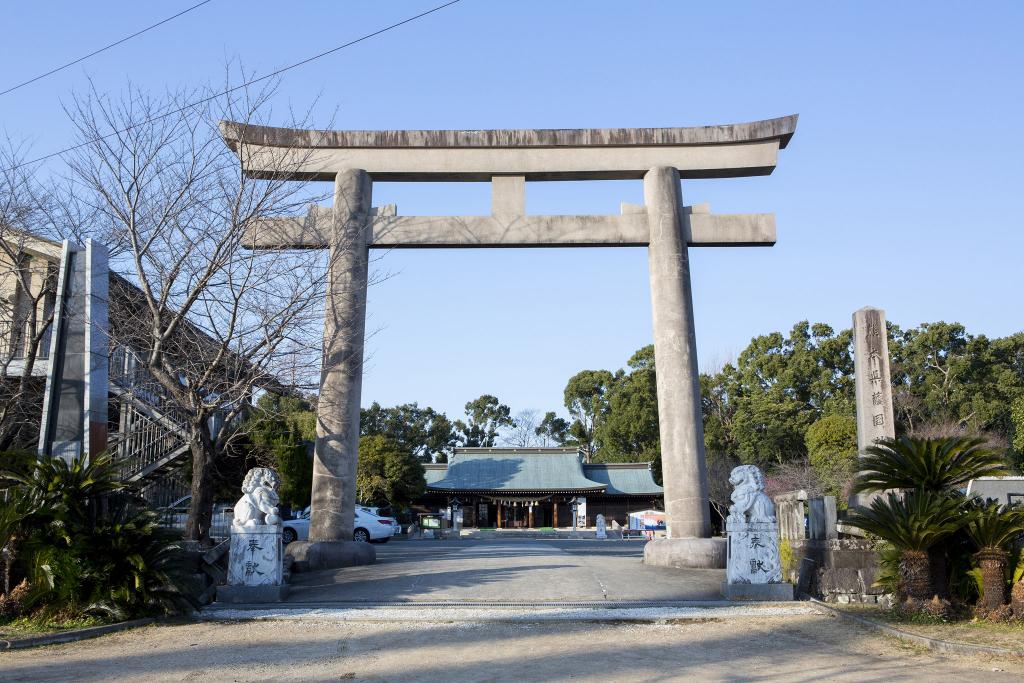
xmin=280 ymin=538 xmax=725 ymax=604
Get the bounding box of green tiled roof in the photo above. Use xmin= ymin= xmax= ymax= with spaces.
xmin=426 ymin=448 xmax=605 ymax=492
xmin=582 ymin=463 xmax=663 ymax=495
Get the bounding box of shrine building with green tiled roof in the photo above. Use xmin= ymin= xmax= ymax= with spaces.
xmin=420 ymin=447 xmax=663 ymax=528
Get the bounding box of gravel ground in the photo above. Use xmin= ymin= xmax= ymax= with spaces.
xmin=3 ymin=611 xmax=1023 ymax=681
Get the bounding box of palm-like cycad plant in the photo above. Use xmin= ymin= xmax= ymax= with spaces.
xmin=2 ymin=453 xmax=190 ymax=619
xmin=852 ymin=436 xmax=1007 ymax=494
xmin=964 ymin=500 xmax=1024 ymax=611
xmin=1 ymin=451 xmax=130 ymax=525
xmin=81 ymin=502 xmax=194 ymax=618
xmin=0 ymin=489 xmax=33 ymax=595
xmin=847 ymin=490 xmax=967 ymax=600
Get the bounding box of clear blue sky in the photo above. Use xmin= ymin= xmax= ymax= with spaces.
xmin=3 ymin=1 xmax=1022 ymax=423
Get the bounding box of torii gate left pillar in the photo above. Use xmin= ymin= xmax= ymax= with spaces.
xmin=222 ymin=116 xmax=797 ymax=570
xmin=305 ymin=170 xmax=375 ymax=569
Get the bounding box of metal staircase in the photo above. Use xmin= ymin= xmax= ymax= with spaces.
xmin=108 ymin=345 xmax=192 ymax=506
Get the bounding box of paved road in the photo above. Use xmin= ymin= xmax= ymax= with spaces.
xmin=286 ymin=538 xmax=724 ymax=603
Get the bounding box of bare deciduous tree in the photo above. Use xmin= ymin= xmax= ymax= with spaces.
xmin=63 ymin=77 xmax=331 ymax=542
xmin=763 ymin=456 xmax=828 ymax=500
xmin=706 ymin=452 xmax=740 ymax=523
xmin=0 ymin=141 xmax=59 ymax=451
xmin=909 ymin=420 xmax=1009 ymax=451
xmin=503 ymin=409 xmax=540 ymax=448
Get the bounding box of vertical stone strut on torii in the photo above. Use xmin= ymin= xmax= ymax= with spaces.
xmin=220 ymin=115 xmax=797 ymax=569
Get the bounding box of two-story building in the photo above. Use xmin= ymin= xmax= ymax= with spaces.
xmin=1 ymin=230 xmax=203 ymax=509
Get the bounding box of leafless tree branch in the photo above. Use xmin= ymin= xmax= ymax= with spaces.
xmin=61 ymin=72 xmax=337 ymax=542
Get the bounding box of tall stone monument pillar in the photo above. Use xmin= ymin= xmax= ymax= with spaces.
xmin=642 ymin=167 xmax=724 ymax=569
xmin=851 ymin=306 xmax=896 ymax=507
xmin=286 ymin=170 xmax=376 ymax=570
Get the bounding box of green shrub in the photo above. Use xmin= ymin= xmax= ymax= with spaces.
xmin=779 ymin=538 xmax=795 ymax=581
xmin=804 ymin=415 xmax=857 ymax=500
xmin=271 ymin=424 xmax=312 ymax=510
xmin=31 ymin=501 xmax=193 ymax=620
xmin=240 ymin=397 xmax=315 ymax=509
xmin=1012 ymin=396 xmax=1024 ymax=469
xmin=0 ymin=451 xmax=37 ymax=486
xmin=948 ymin=545 xmax=982 ymax=604
xmin=1 ymin=453 xmax=193 ymax=621
xmin=357 ymin=435 xmax=426 ymax=508
xmin=873 ymin=542 xmax=901 ymax=594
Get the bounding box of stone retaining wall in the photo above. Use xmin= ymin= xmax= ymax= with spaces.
xmin=787 ymin=538 xmax=891 ymax=604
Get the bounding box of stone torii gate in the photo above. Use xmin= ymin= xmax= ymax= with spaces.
xmin=220 ymin=115 xmax=797 ymax=570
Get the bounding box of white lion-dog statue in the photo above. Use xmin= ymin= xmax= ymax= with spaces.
xmin=233 ymin=467 xmax=282 ymax=527
xmin=726 ymin=464 xmax=776 ymax=525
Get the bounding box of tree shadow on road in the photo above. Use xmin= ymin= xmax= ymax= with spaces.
xmin=2 ymin=615 xmax=1008 ymax=682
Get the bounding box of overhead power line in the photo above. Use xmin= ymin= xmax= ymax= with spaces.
xmin=6 ymin=0 xmax=464 ymax=172
xmin=0 ymin=1 xmax=215 ymax=97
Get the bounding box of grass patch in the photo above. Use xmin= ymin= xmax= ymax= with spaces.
xmin=0 ymin=614 xmax=108 ymax=640
xmin=836 ymin=604 xmax=1024 ymax=651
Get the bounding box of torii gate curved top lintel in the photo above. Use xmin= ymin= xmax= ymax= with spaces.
xmin=219 ymin=115 xmax=798 ymax=570
xmin=220 ymin=114 xmax=796 ymax=181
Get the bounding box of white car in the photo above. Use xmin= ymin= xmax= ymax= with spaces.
xmin=282 ymin=506 xmax=395 ymax=544
xmin=359 ymin=506 xmax=401 ymax=536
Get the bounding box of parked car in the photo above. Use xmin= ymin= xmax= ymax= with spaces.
xmin=358 ymin=505 xmax=400 ymax=536
xmin=282 ymin=506 xmax=395 ymax=544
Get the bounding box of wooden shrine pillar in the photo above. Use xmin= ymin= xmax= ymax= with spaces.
xmin=497 ymin=502 xmax=503 ymax=529
xmin=528 ymin=505 xmax=534 ymax=528
xmin=552 ymin=501 xmax=559 ymax=529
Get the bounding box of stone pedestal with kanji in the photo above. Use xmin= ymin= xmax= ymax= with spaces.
xmin=218 ymin=524 xmax=289 ymax=603
xmin=721 ymin=465 xmax=793 ymax=601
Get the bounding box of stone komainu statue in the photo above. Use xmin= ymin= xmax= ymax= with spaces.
xmin=726 ymin=464 xmax=776 ymax=524
xmin=233 ymin=467 xmax=282 ymax=527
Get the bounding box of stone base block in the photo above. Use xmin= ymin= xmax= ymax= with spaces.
xmin=285 ymin=540 xmax=376 ymax=572
xmin=228 ymin=524 xmax=283 ymax=585
xmin=643 ymin=537 xmax=726 ymax=569
xmin=721 ymin=581 xmax=794 ymax=601
xmin=217 ymin=584 xmax=290 ymax=604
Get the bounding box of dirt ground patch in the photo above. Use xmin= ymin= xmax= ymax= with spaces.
xmin=836 ymin=604 xmax=1024 ymax=652
xmin=2 ymin=612 xmax=1023 ymax=681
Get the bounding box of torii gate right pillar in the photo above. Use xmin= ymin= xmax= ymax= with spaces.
xmin=643 ymin=167 xmax=725 ymax=569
